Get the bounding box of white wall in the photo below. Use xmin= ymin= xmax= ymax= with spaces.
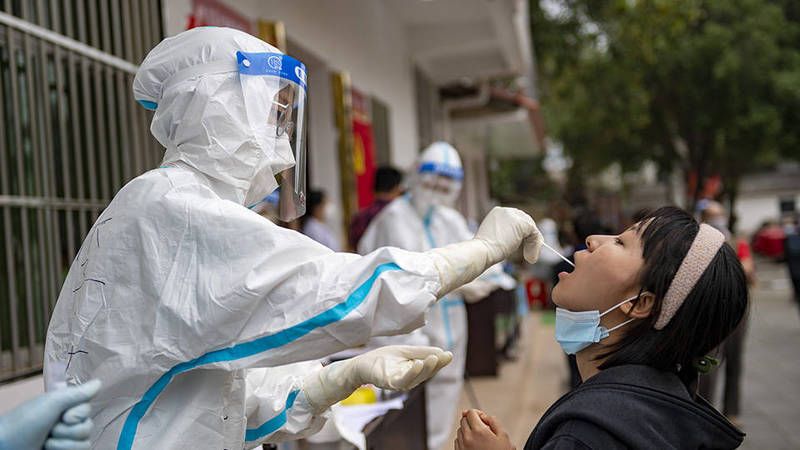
xmin=162 ymin=0 xmax=420 ymax=169
xmin=287 ymin=42 xmax=344 ymax=238
xmin=735 ymin=193 xmax=800 ymax=235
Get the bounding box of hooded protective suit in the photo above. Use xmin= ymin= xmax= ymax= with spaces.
xmin=44 ymin=27 xmax=540 ymax=450
xmin=42 ymin=28 xmax=461 ymax=450
xmin=358 ymin=141 xmax=515 ymax=450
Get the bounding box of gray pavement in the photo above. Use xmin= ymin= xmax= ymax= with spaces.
xmin=737 ymin=258 xmax=800 ymax=450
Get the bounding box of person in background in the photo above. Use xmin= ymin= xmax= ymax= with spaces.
xmin=698 ymin=200 xmax=755 ymax=425
xmin=359 ymin=142 xmax=517 ymax=450
xmin=348 ymin=166 xmax=404 ymax=250
xmin=302 ymin=189 xmax=342 ymax=251
xmin=785 ymin=215 xmax=800 ymax=314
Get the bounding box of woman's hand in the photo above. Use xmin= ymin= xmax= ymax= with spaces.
xmin=455 ymin=409 xmax=516 ymax=450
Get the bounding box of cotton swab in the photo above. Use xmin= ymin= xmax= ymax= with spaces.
xmin=542 ymin=241 xmax=575 ymax=268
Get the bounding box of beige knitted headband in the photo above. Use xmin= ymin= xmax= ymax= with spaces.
xmin=654 ymin=224 xmax=726 ymax=330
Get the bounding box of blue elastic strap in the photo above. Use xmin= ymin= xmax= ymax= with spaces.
xmin=137 ymin=99 xmax=158 ymax=111
xmin=247 ymin=190 xmax=280 ymax=210
xmin=439 ymin=298 xmax=464 ymax=350
xmin=422 ymin=209 xmax=437 ymax=249
xmin=236 ymin=51 xmax=307 ymax=91
xmin=116 ymin=262 xmax=402 ymax=450
xmin=245 ymin=390 xmax=300 ymax=442
xmin=423 ymin=214 xmax=463 ymax=350
xmin=418 ymin=162 xmax=464 ymax=181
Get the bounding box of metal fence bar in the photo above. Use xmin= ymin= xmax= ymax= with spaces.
xmin=8 ymin=26 xmax=34 ymax=373
xmin=0 ymin=0 xmax=161 ymax=382
xmin=87 ymin=0 xmax=110 ymax=203
xmin=0 ymin=11 xmax=137 ymax=73
xmin=62 ymin=1 xmax=90 ymax=245
xmin=110 ymin=0 xmax=131 ymax=183
xmin=21 ymin=0 xmax=44 ymax=366
xmin=46 ymin=49 xmax=64 ymax=317
xmin=50 ymin=0 xmax=78 ymax=267
xmin=151 ymin=0 xmax=162 ymax=55
xmin=67 ymin=56 xmax=89 ymax=241
xmin=120 ymin=0 xmax=133 ymax=64
xmin=148 ymin=0 xmax=162 ymax=169
xmin=140 ymin=0 xmax=151 ymax=64
xmin=76 ymin=0 xmax=100 ymax=223
xmin=35 ymin=0 xmax=58 ymax=333
xmin=34 ymin=0 xmax=59 ymax=326
xmin=129 ymin=0 xmax=143 ymax=65
xmin=3 ymin=21 xmax=22 ymax=373
xmin=119 ymin=0 xmax=139 ymax=179
xmin=62 ymin=0 xmax=74 ymax=41
xmin=139 ymin=0 xmax=154 ymax=169
xmin=0 ymin=195 xmax=107 ymax=209
xmin=104 ymin=1 xmax=121 ymax=191
xmin=110 ymin=0 xmax=122 ymax=60
xmin=128 ymin=0 xmax=145 ymax=174
xmin=93 ymin=65 xmax=111 ymax=200
xmin=0 ymin=22 xmax=13 ymax=365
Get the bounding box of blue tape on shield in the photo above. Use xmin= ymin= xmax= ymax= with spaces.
xmin=418 ymin=162 xmax=464 ymax=180
xmin=236 ymin=51 xmax=307 ymax=91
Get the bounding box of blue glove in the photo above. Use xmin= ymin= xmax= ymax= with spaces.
xmin=0 ymin=379 xmax=101 ymax=450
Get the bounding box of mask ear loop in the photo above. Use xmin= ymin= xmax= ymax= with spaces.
xmin=600 ymin=289 xmax=645 ymax=333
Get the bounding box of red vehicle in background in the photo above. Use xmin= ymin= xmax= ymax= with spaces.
xmin=752 ymin=222 xmax=786 ymax=260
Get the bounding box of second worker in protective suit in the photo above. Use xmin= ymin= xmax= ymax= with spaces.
xmin=359 ymin=141 xmax=516 ymax=450
xmin=43 ymin=27 xmax=543 ymax=450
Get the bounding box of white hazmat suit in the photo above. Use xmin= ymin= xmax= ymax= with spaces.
xmin=43 ymin=28 xmax=541 ymax=450
xmin=358 ymin=142 xmax=516 ymax=450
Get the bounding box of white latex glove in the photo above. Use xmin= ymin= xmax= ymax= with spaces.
xmin=302 ymin=346 xmax=453 ymax=413
xmin=457 ymin=279 xmax=497 ymax=303
xmin=429 ymin=207 xmax=542 ymax=297
xmin=0 ymin=379 xmax=101 ymax=450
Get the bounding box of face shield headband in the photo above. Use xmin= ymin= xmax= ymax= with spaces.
xmin=238 ymin=51 xmax=308 ymax=221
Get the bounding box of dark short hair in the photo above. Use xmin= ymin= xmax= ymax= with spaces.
xmin=307 ymin=189 xmax=325 ymax=213
xmin=374 ymin=166 xmax=403 ymax=193
xmin=598 ymin=207 xmax=748 ymax=386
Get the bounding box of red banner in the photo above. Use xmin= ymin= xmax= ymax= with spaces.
xmin=352 ymin=89 xmax=376 ymax=209
xmin=187 ymin=0 xmax=252 ymax=33
xmin=687 ymin=172 xmax=722 ymax=201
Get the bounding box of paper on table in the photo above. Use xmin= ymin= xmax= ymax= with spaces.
xmin=331 ymin=395 xmax=407 ymax=450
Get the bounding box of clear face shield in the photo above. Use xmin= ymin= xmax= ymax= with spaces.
xmin=417 ymin=161 xmax=464 ymax=205
xmin=409 ymin=163 xmax=464 ymax=217
xmin=238 ymin=51 xmax=308 ymax=221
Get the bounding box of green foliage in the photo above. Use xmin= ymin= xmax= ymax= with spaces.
xmin=530 ymin=0 xmax=800 ymax=202
xmin=490 ymin=156 xmax=559 ymax=203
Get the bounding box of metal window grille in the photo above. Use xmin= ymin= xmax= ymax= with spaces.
xmin=0 ymin=0 xmax=163 ymax=383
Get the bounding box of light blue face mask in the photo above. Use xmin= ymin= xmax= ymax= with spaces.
xmin=554 ymin=294 xmax=639 ymax=355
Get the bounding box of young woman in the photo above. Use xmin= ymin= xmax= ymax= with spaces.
xmin=455 ymin=207 xmax=748 ymax=450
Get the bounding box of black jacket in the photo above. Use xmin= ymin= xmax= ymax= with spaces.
xmin=524 ymin=365 xmax=744 ymax=449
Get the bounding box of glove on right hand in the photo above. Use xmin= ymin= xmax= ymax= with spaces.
xmin=474 ymin=207 xmax=542 ymax=264
xmin=302 ymin=346 xmax=452 ymax=413
xmin=429 ymin=207 xmax=542 ymax=297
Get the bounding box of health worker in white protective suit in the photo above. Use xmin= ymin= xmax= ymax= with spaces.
xmin=358 ymin=141 xmax=517 ymax=450
xmin=43 ymin=27 xmax=543 ymax=450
